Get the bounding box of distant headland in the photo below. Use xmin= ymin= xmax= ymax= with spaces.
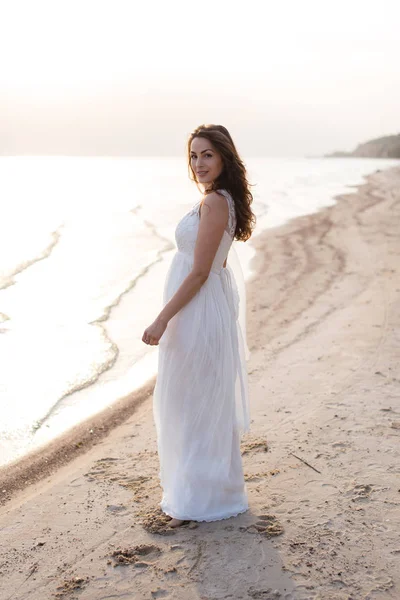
xmin=325 ymin=133 xmax=400 ymax=158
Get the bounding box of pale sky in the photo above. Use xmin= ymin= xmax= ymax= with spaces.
xmin=1 ymin=0 xmax=399 ymax=156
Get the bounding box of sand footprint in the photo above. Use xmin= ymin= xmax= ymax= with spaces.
xmin=106 ymin=504 xmax=128 ymax=514
xmin=245 ymin=469 xmax=279 ymax=481
xmin=84 ymin=457 xmax=157 ymax=503
xmin=84 ymin=457 xmax=122 ymax=480
xmin=136 ymin=506 xmax=198 ymax=535
xmin=331 ymin=441 xmax=352 ymax=451
xmin=118 ymin=475 xmax=156 ymax=502
xmin=346 ymin=483 xmax=374 ymax=502
xmin=110 ymin=544 xmax=163 ymax=567
xmin=240 ymin=514 xmax=284 ymax=537
xmin=241 ymin=437 xmax=269 ymax=455
xmin=151 ymin=589 xmax=170 ymax=598
xmin=54 ymin=576 xmax=90 ymax=598
xmin=248 ymin=586 xmax=290 ymax=598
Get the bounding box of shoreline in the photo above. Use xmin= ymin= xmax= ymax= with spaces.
xmin=0 ymin=378 xmax=155 ymax=506
xmin=0 ymin=164 xmax=395 ymax=501
xmin=0 ymin=164 xmax=376 ymax=501
xmin=1 ymin=159 xmax=397 ymax=474
xmin=1 ymin=164 xmax=399 ymax=598
xmin=0 ymin=164 xmax=371 ymax=498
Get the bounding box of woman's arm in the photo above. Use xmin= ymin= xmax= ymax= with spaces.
xmin=142 ymin=192 xmax=228 ymax=345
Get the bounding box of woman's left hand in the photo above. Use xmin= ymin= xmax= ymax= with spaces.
xmin=142 ymin=317 xmax=168 ymax=345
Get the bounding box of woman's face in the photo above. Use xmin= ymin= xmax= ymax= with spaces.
xmin=190 ymin=137 xmax=224 ymax=188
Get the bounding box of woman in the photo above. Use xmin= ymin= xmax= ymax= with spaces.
xmin=142 ymin=124 xmax=256 ymax=528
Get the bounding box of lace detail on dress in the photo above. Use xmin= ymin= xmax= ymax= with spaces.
xmin=174 ymin=205 xmax=200 ymax=255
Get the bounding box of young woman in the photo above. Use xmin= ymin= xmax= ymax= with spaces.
xmin=142 ymin=124 xmax=256 ymax=528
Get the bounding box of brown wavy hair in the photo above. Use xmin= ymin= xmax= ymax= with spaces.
xmin=187 ymin=124 xmax=256 ymax=242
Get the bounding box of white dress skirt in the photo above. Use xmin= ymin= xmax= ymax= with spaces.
xmin=153 ymin=188 xmax=251 ymax=522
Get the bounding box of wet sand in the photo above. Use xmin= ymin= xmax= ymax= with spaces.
xmin=0 ymin=165 xmax=399 ymax=599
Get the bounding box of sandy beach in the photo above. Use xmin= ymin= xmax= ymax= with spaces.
xmin=0 ymin=165 xmax=399 ymax=600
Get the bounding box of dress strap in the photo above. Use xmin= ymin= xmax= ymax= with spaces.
xmin=216 ymin=189 xmax=236 ymax=238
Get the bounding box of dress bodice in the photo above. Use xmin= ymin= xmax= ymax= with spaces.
xmin=174 ymin=189 xmax=236 ymax=274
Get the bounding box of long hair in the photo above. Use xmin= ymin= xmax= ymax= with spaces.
xmin=187 ymin=124 xmax=256 ymax=242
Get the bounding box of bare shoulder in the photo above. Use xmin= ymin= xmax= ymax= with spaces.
xmin=200 ymin=191 xmax=229 ymax=218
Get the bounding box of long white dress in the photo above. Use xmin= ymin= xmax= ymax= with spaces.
xmin=153 ymin=188 xmax=251 ymax=522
